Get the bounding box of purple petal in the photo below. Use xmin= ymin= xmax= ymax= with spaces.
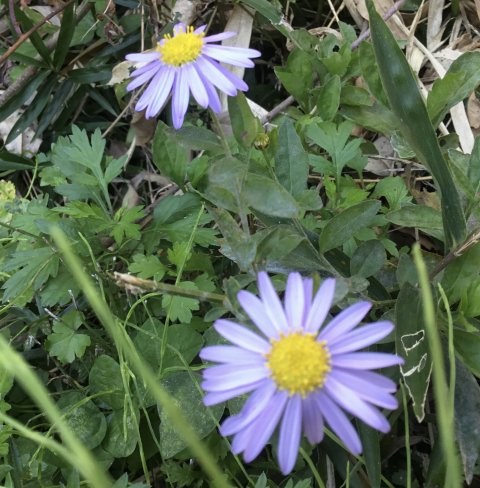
xmin=200 ymin=345 xmax=262 ymax=364
xmin=127 ymin=63 xmax=161 ymax=91
xmin=202 ymin=363 xmax=267 ymax=381
xmin=171 ymin=70 xmax=189 ymax=129
xmin=324 ymin=378 xmax=391 ymax=433
xmin=194 ymin=25 xmax=207 ymax=34
xmin=194 ymin=66 xmax=222 ymax=112
xmin=144 ymin=67 xmax=175 ymax=118
xmin=318 ymin=301 xmax=372 ymax=343
xmin=195 ymin=56 xmax=237 ymax=96
xmin=329 ymin=370 xmax=398 ymax=410
xmin=214 ymin=319 xmax=271 ymax=353
xmin=237 ymin=290 xmax=279 ymax=339
xmin=304 ymin=278 xmax=336 ymax=334
xmin=135 ymin=66 xmax=173 ymax=116
xmin=284 ymin=273 xmax=305 ymax=330
xmin=126 ymin=52 xmax=160 ymax=63
xmin=242 ymin=390 xmax=288 ymax=462
xmin=332 ymin=352 xmax=404 ymax=370
xmin=173 ymin=23 xmax=186 ymax=34
xmin=201 ymin=365 xmax=268 ymax=392
xmin=184 ymin=63 xmax=209 ymax=108
xmin=210 ymin=60 xmax=249 ymax=91
xmin=257 ymin=272 xmax=289 ymax=333
xmin=302 ymin=278 xmax=314 ymax=319
xmin=347 ymin=370 xmax=397 ymax=392
xmin=203 ymin=379 xmax=266 ymax=406
xmin=328 ymin=321 xmax=394 ymax=355
xmin=203 ymin=31 xmax=237 ymax=43
xmin=220 ymin=380 xmax=277 ymax=436
xmin=278 ymin=395 xmax=302 ymax=475
xmin=203 ymin=45 xmax=256 ymax=67
xmin=314 ymin=391 xmax=362 ymax=454
xmin=129 ymin=58 xmax=161 ymax=76
xmin=302 ymin=394 xmax=324 ymax=444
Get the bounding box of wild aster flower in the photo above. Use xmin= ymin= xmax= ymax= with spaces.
xmin=125 ymin=23 xmax=261 ymax=128
xmin=200 ymin=272 xmax=403 ymax=475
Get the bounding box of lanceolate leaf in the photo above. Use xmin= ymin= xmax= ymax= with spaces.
xmin=366 ymin=0 xmax=466 ymax=249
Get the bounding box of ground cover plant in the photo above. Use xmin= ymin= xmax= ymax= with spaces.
xmin=1 ymin=0 xmax=480 ymax=486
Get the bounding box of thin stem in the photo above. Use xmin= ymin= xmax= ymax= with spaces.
xmin=401 ymin=382 xmax=412 ymax=488
xmin=210 ymin=109 xmax=232 ymax=158
xmin=300 ymin=447 xmax=326 ymax=488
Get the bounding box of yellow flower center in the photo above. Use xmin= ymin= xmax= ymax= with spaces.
xmin=157 ymin=26 xmax=204 ymax=67
xmin=266 ymin=333 xmax=331 ymax=397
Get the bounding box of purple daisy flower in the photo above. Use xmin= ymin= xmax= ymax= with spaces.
xmin=125 ymin=23 xmax=261 ymax=128
xmin=200 ymin=272 xmax=403 ymax=475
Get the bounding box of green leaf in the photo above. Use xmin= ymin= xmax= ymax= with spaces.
xmin=341 ymin=102 xmax=398 ymax=135
xmin=57 ymin=391 xmax=107 ymax=449
xmin=366 ymin=0 xmax=466 ymax=248
xmin=152 ymin=121 xmax=188 ymax=186
xmin=274 ymin=118 xmax=309 ymax=197
xmin=244 ymin=173 xmax=300 ymax=218
xmin=454 ymin=360 xmax=480 ymax=484
xmin=89 ymin=355 xmax=125 ymax=410
xmin=159 ymin=372 xmax=224 ymax=459
xmin=275 ymin=50 xmax=314 ymax=108
xmin=319 ymin=200 xmax=381 ymax=253
xmin=128 ymin=254 xmax=166 ymax=280
xmin=168 ymin=126 xmax=222 ymax=152
xmin=14 ymin=6 xmax=52 ymax=65
xmin=395 ymin=283 xmax=432 ymax=422
xmin=256 ymin=225 xmax=305 ymax=264
xmin=0 ymin=71 xmax=49 ymax=122
xmin=53 ymin=1 xmax=75 ymax=69
xmin=454 ymin=330 xmax=480 ymax=378
xmin=46 ymin=311 xmax=91 ymax=363
xmin=6 ymin=75 xmax=57 ymax=144
xmin=442 ymin=243 xmax=480 ymax=303
xmin=357 ymin=423 xmax=381 ymax=488
xmin=68 ymin=66 xmax=113 ymax=84
xmin=228 ymin=92 xmax=259 ymax=148
xmin=0 ymin=150 xmax=36 ymax=171
xmin=207 ymin=206 xmax=256 ymax=271
xmin=103 ymin=408 xmax=139 ymax=458
xmin=161 ymin=282 xmax=200 ymax=323
xmin=427 ymin=52 xmax=480 ymax=127
xmin=315 ymin=75 xmax=341 ymax=121
xmin=133 ymin=319 xmax=203 ymax=372
xmin=2 ymin=247 xmax=58 ymax=303
xmin=385 ymin=205 xmax=443 ymax=229
xmin=371 ymin=176 xmax=411 ymax=210
xmin=350 ymin=240 xmax=386 ymax=278
xmin=111 ymin=206 xmax=144 ymax=245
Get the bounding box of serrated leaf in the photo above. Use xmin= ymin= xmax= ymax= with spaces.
xmin=319 ymin=200 xmax=381 ymax=253
xmin=315 ymin=75 xmax=341 ymax=121
xmin=366 ymin=0 xmax=466 ymax=248
xmin=161 ymin=282 xmax=200 ymax=323
xmin=128 ymin=254 xmax=166 ymax=280
xmin=46 ymin=311 xmax=91 ymax=363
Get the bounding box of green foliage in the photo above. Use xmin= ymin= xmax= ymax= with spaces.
xmin=3 ymin=1 xmax=480 ymax=486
